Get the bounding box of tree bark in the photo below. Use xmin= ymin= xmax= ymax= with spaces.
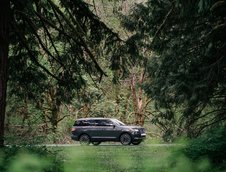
xmin=0 ymin=0 xmax=10 ymax=147
xmin=130 ymin=70 xmax=145 ymax=126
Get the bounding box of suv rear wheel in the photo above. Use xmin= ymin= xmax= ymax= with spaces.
xmin=120 ymin=133 xmax=132 ymax=145
xmin=79 ymin=134 xmax=90 ymax=145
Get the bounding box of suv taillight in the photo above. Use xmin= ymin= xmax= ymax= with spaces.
xmin=71 ymin=127 xmax=76 ymax=132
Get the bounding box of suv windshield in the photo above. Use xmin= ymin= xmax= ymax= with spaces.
xmin=112 ymin=119 xmax=125 ymax=126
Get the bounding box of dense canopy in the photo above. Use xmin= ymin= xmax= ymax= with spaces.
xmin=122 ymin=0 xmax=226 ymax=138
xmin=0 ymin=0 xmax=123 ymax=146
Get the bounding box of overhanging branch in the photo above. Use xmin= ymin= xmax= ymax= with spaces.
xmin=11 ymin=21 xmax=61 ymax=82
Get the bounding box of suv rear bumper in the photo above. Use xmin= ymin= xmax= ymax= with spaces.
xmin=71 ymin=135 xmax=79 ymax=141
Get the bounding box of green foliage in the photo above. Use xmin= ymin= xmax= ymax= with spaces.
xmin=5 ymin=0 xmax=131 ymax=145
xmin=122 ymin=0 xmax=226 ymax=138
xmin=184 ymin=127 xmax=226 ymax=170
xmin=168 ymin=154 xmax=212 ymax=172
xmin=0 ymin=146 xmax=63 ymax=172
xmin=8 ymin=0 xmax=124 ymax=108
xmin=2 ymin=142 xmax=226 ymax=172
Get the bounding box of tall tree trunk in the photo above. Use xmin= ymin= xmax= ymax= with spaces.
xmin=131 ymin=70 xmax=145 ymax=126
xmin=46 ymin=87 xmax=61 ymax=134
xmin=0 ymin=0 xmax=10 ymax=147
xmin=137 ymin=72 xmax=145 ymax=125
xmin=51 ymin=98 xmax=61 ymax=134
xmin=131 ymin=73 xmax=138 ymax=123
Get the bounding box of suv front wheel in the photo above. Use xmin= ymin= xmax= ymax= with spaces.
xmin=92 ymin=142 xmax=101 ymax=146
xmin=79 ymin=134 xmax=90 ymax=145
xmin=132 ymin=141 xmax=141 ymax=145
xmin=120 ymin=133 xmax=132 ymax=145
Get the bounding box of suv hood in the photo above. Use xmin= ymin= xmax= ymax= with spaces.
xmin=129 ymin=126 xmax=144 ymax=129
xmin=121 ymin=125 xmax=144 ymax=130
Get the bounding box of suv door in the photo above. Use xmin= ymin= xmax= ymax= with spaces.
xmin=96 ymin=119 xmax=117 ymax=140
xmin=84 ymin=120 xmax=103 ymax=140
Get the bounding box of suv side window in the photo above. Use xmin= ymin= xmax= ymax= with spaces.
xmin=74 ymin=120 xmax=98 ymax=126
xmin=74 ymin=120 xmax=90 ymax=126
xmin=88 ymin=120 xmax=97 ymax=126
xmin=96 ymin=120 xmax=114 ymax=126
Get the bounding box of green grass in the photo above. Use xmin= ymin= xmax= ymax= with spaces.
xmin=62 ymin=144 xmax=179 ymax=172
xmin=1 ymin=143 xmax=214 ymax=172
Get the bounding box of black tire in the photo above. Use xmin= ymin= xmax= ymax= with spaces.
xmin=132 ymin=141 xmax=142 ymax=145
xmin=120 ymin=133 xmax=132 ymax=145
xmin=92 ymin=142 xmax=101 ymax=146
xmin=79 ymin=134 xmax=90 ymax=145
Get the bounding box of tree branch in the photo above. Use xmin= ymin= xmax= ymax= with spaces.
xmin=151 ymin=4 xmax=175 ymax=45
xmin=47 ymin=0 xmax=107 ymax=79
xmin=11 ymin=21 xmax=61 ymax=82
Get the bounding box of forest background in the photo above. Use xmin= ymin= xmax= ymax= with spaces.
xmin=2 ymin=0 xmax=225 ymax=144
xmin=0 ymin=0 xmax=226 ymax=171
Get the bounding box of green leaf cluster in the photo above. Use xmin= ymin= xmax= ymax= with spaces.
xmin=184 ymin=127 xmax=226 ymax=170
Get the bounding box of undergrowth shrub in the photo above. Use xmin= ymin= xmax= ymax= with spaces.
xmin=0 ymin=145 xmax=63 ymax=172
xmin=184 ymin=127 xmax=226 ymax=171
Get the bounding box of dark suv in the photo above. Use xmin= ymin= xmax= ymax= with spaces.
xmin=71 ymin=118 xmax=146 ymax=145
